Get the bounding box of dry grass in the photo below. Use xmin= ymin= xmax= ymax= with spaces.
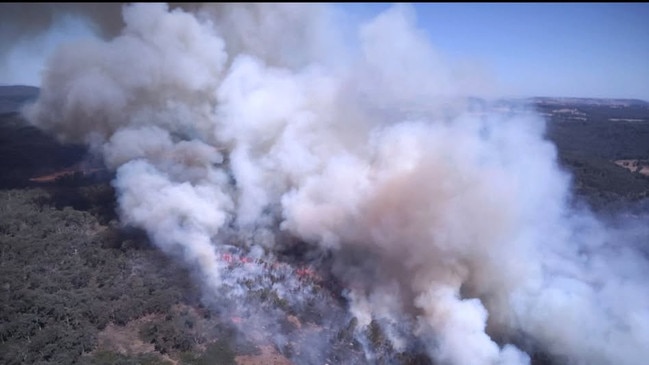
xmin=235 ymin=345 xmax=293 ymax=365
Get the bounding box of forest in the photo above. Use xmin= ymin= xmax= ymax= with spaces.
xmin=1 ymin=87 xmax=648 ymax=364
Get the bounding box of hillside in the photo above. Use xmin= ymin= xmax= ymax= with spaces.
xmin=1 ymin=87 xmax=648 ymax=364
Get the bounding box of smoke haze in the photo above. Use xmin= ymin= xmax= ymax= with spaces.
xmin=20 ymin=3 xmax=649 ymax=364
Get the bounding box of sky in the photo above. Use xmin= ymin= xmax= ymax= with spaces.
xmin=1 ymin=3 xmax=648 ymax=100
xmin=341 ymin=3 xmax=649 ymax=100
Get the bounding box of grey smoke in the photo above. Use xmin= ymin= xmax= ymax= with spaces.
xmin=22 ymin=3 xmax=649 ymax=364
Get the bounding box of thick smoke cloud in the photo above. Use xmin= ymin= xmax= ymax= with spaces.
xmin=0 ymin=4 xmax=121 ymax=85
xmin=0 ymin=3 xmax=195 ymax=85
xmin=23 ymin=3 xmax=649 ymax=364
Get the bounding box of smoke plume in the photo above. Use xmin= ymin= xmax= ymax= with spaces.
xmin=23 ymin=3 xmax=649 ymax=364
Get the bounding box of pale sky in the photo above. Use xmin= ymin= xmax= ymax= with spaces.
xmin=1 ymin=3 xmax=648 ymax=100
xmin=340 ymin=3 xmax=649 ymax=100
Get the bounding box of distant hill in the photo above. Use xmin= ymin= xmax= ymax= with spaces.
xmin=0 ymin=85 xmax=647 ymax=205
xmin=0 ymin=85 xmax=39 ymax=115
xmin=531 ymin=96 xmax=649 ymax=108
xmin=0 ymin=86 xmax=86 ymax=188
xmin=0 ymin=84 xmax=39 ymax=97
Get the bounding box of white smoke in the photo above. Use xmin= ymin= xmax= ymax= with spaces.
xmin=23 ymin=3 xmax=649 ymax=364
xmin=0 ymin=3 xmax=126 ymax=86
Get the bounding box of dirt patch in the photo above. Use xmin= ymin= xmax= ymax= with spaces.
xmin=235 ymin=345 xmax=293 ymax=365
xmin=614 ymin=159 xmax=649 ymax=176
xmin=96 ymin=314 xmax=158 ymax=354
xmin=641 ymin=166 xmax=649 ymax=176
xmin=94 ymin=313 xmax=178 ymax=365
xmin=287 ymin=315 xmax=302 ymax=330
